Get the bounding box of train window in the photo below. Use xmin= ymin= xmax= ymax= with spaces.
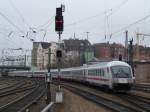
xmin=96 ymin=69 xmax=98 ymax=76
xmin=100 ymin=69 xmax=102 ymax=76
xmin=89 ymin=70 xmax=90 ymax=75
xmin=111 ymin=66 xmax=132 ymax=78
xmin=98 ymin=69 xmax=100 ymax=76
xmin=92 ymin=70 xmax=95 ymax=76
xmin=97 ymin=70 xmax=98 ymax=76
xmin=93 ymin=70 xmax=95 ymax=76
xmin=102 ymin=69 xmax=104 ymax=76
xmin=107 ymin=67 xmax=109 ymax=73
xmin=88 ymin=70 xmax=91 ymax=75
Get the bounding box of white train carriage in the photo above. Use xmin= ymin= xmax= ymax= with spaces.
xmin=8 ymin=61 xmax=133 ymax=92
xmin=60 ymin=61 xmax=133 ymax=91
xmin=107 ymin=61 xmax=133 ymax=90
xmin=85 ymin=61 xmax=133 ymax=91
xmin=9 ymin=70 xmax=32 ymax=77
xmin=86 ymin=62 xmax=110 ymax=87
xmin=61 ymin=68 xmax=72 ymax=80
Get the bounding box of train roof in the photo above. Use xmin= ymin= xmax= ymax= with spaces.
xmin=87 ymin=61 xmax=130 ymax=69
xmin=107 ymin=61 xmax=130 ymax=67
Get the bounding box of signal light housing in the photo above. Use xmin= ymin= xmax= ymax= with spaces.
xmin=56 ymin=50 xmax=62 ymax=58
xmin=55 ymin=16 xmax=64 ymax=32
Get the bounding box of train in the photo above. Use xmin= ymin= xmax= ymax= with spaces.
xmin=8 ymin=61 xmax=134 ymax=92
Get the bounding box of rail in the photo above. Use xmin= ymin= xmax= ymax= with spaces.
xmin=41 ymin=102 xmax=54 ymax=112
xmin=62 ymin=83 xmax=142 ymax=112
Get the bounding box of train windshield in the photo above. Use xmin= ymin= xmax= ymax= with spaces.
xmin=111 ymin=66 xmax=132 ymax=78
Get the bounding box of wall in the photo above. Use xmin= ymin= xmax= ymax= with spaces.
xmin=134 ymin=63 xmax=150 ymax=83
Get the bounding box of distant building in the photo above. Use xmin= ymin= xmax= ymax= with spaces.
xmin=32 ymin=42 xmax=58 ymax=69
xmin=93 ymin=42 xmax=125 ymax=60
xmin=31 ymin=42 xmax=40 ymax=67
xmin=133 ymin=45 xmax=150 ymax=61
xmin=63 ymin=38 xmax=94 ymax=66
xmin=93 ymin=42 xmax=111 ymax=59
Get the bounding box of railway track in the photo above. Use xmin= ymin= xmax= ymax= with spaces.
xmin=0 ymin=84 xmax=36 ymax=97
xmin=0 ymin=82 xmax=46 ymax=112
xmin=0 ymin=78 xmax=38 ymax=95
xmin=118 ymin=93 xmax=150 ymax=112
xmin=132 ymin=84 xmax=150 ymax=93
xmin=0 ymin=80 xmax=27 ymax=94
xmin=62 ymin=83 xmax=142 ymax=112
xmin=0 ymin=78 xmax=20 ymax=90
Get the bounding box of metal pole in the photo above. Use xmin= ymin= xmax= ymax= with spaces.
xmin=129 ymin=39 xmax=134 ymax=76
xmin=86 ymin=32 xmax=89 ymax=64
xmin=2 ymin=49 xmax=4 ymax=65
xmin=58 ymin=32 xmax=61 ymax=91
xmin=24 ymin=54 xmax=26 ymax=67
xmin=46 ymin=48 xmax=51 ymax=104
xmin=125 ymin=30 xmax=128 ymax=62
xmin=136 ymin=33 xmax=140 ymax=61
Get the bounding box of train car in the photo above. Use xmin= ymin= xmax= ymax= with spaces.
xmin=108 ymin=61 xmax=133 ymax=91
xmin=85 ymin=61 xmax=133 ymax=91
xmin=60 ymin=61 xmax=133 ymax=92
xmin=8 ymin=61 xmax=133 ymax=92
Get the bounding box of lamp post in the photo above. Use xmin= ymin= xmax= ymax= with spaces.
xmin=86 ymin=32 xmax=89 ymax=64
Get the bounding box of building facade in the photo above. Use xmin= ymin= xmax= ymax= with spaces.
xmin=93 ymin=42 xmax=125 ymax=60
xmin=63 ymin=38 xmax=94 ymax=66
xmin=32 ymin=42 xmax=58 ymax=69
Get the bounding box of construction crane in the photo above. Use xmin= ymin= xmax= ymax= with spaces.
xmin=136 ymin=33 xmax=150 ymax=60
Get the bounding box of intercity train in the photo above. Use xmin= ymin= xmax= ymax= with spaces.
xmin=9 ymin=61 xmax=134 ymax=92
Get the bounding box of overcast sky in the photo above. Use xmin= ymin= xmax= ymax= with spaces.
xmin=0 ymin=0 xmax=150 ymax=54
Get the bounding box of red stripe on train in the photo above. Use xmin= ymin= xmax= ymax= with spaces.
xmin=86 ymin=76 xmax=109 ymax=81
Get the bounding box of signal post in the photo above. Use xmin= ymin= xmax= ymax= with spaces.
xmin=55 ymin=4 xmax=65 ymax=103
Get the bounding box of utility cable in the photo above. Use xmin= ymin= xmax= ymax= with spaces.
xmin=0 ymin=32 xmax=22 ymax=48
xmin=0 ymin=11 xmax=36 ymax=42
xmin=112 ymin=14 xmax=150 ymax=36
xmin=65 ymin=0 xmax=128 ymax=28
xmin=107 ymin=0 xmax=128 ymax=17
xmin=0 ymin=11 xmax=24 ymax=34
xmin=8 ymin=0 xmax=37 ymax=41
xmin=8 ymin=0 xmax=31 ymax=29
xmin=35 ymin=14 xmax=55 ymax=30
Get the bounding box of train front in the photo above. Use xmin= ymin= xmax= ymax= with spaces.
xmin=110 ymin=63 xmax=133 ymax=92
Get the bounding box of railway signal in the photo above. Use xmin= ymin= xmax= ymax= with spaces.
xmin=55 ymin=7 xmax=64 ymax=32
xmin=119 ymin=54 xmax=122 ymax=61
xmin=128 ymin=39 xmax=134 ymax=75
xmin=55 ymin=5 xmax=65 ymax=103
xmin=56 ymin=50 xmax=62 ymax=58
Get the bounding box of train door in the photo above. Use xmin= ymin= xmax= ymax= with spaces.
xmin=107 ymin=67 xmax=113 ymax=89
xmin=84 ymin=68 xmax=88 ymax=82
xmin=82 ymin=69 xmax=86 ymax=81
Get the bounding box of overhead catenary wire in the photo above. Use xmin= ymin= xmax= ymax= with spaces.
xmin=7 ymin=0 xmax=38 ymax=41
xmin=107 ymin=0 xmax=128 ymax=17
xmin=112 ymin=14 xmax=150 ymax=36
xmin=0 ymin=11 xmax=37 ymax=42
xmin=0 ymin=11 xmax=24 ymax=34
xmin=0 ymin=32 xmax=23 ymax=48
xmin=65 ymin=0 xmax=129 ymax=29
xmin=35 ymin=14 xmax=55 ymax=30
xmin=8 ymin=0 xmax=31 ymax=29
